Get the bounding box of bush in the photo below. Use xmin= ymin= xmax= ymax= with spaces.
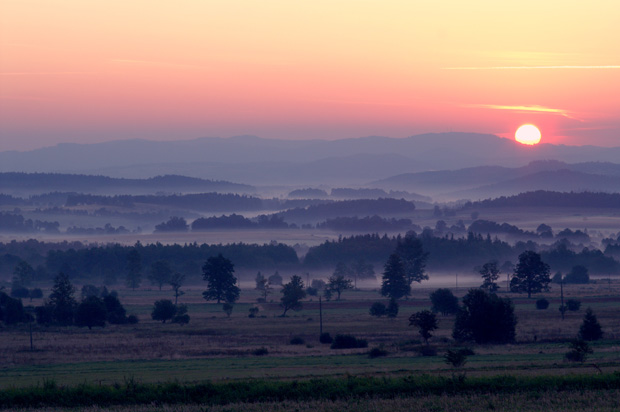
xmin=369 ymin=302 xmax=387 ymax=317
xmin=415 ymin=345 xmax=437 ymax=357
xmin=306 ymin=287 xmax=318 ymax=296
xmin=126 ymin=314 xmax=139 ymax=324
xmin=453 ymin=289 xmax=516 ymax=344
xmin=172 ymin=305 xmax=190 ymax=325
xmin=290 ymin=336 xmax=305 ymax=345
xmin=444 ymin=349 xmax=469 ymax=368
xmin=565 ymin=339 xmax=592 ymax=362
xmin=579 ymin=307 xmax=603 ymax=341
xmin=248 ymin=307 xmax=259 ymax=318
xmin=368 ymin=347 xmax=388 ymax=358
xmin=222 ymin=303 xmax=234 ymax=318
xmin=319 ymin=332 xmax=333 ymax=344
xmin=567 ymin=299 xmax=581 ymax=311
xmin=536 ymin=298 xmax=549 ymax=310
xmin=74 ymin=296 xmax=107 ymax=329
xmin=430 ymin=288 xmax=459 ymax=315
xmin=10 ymin=287 xmax=29 ymax=299
xmin=253 ymin=347 xmax=269 ymax=356
xmin=386 ymin=298 xmax=399 ymax=318
xmin=330 ymin=334 xmax=367 ymax=349
xmin=151 ymin=299 xmax=176 ymax=323
xmin=29 ymin=288 xmax=43 ymax=300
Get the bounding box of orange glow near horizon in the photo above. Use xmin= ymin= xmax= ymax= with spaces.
xmin=1 ymin=0 xmax=620 ymax=150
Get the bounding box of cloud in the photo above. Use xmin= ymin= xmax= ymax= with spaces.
xmin=463 ymin=104 xmax=579 ymax=120
xmin=443 ymin=65 xmax=620 ymax=70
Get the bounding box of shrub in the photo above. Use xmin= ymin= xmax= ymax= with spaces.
xmin=330 ymin=334 xmax=368 ymax=349
xmin=453 ymin=289 xmax=516 ymax=344
xmin=253 ymin=347 xmax=269 ymax=356
xmin=386 ymin=298 xmax=399 ymax=318
xmin=319 ymin=332 xmax=333 ymax=344
xmin=248 ymin=307 xmax=259 ymax=318
xmin=306 ymin=287 xmax=318 ymax=296
xmin=579 ymin=307 xmax=603 ymax=341
xmin=567 ymin=299 xmax=581 ymax=311
xmin=535 ymin=298 xmax=549 ymax=310
xmin=126 ymin=314 xmax=139 ymax=324
xmin=368 ymin=347 xmax=388 ymax=358
xmin=415 ymin=345 xmax=437 ymax=357
xmin=444 ymin=349 xmax=469 ymax=368
xmin=564 ymin=265 xmax=589 ymax=284
xmin=172 ymin=305 xmax=190 ymax=325
xmin=29 ymin=288 xmax=44 ymax=300
xmin=565 ymin=339 xmax=592 ymax=362
xmin=430 ymin=288 xmax=459 ymax=315
xmin=74 ymin=296 xmax=107 ymax=329
xmin=10 ymin=287 xmax=29 ymax=299
xmin=369 ymin=302 xmax=387 ymax=317
xmin=290 ymin=336 xmax=305 ymax=345
xmin=222 ymin=303 xmax=234 ymax=318
xmin=151 ymin=299 xmax=176 ymax=323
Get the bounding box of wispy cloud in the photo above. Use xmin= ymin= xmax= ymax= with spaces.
xmin=464 ymin=104 xmax=579 ymax=120
xmin=0 ymin=72 xmax=93 ymax=76
xmin=443 ymin=65 xmax=620 ymax=70
xmin=110 ymin=59 xmax=206 ymax=70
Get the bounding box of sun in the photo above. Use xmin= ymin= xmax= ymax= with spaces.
xmin=515 ymin=124 xmax=541 ymax=145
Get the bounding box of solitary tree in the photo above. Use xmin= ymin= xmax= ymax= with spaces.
xmin=351 ymin=259 xmax=375 ymax=288
xmin=202 ymin=254 xmax=240 ymax=304
xmin=125 ymin=249 xmax=142 ymax=290
xmin=395 ymin=236 xmax=429 ymax=286
xmin=280 ymin=275 xmax=306 ymax=316
xmin=151 ymin=299 xmax=176 ymax=323
xmin=169 ymin=272 xmax=185 ymax=305
xmin=255 ymin=271 xmax=271 ymax=301
xmin=326 ymin=273 xmax=353 ymax=301
xmin=381 ymin=254 xmax=410 ymax=300
xmin=429 ymin=288 xmax=459 ymax=315
xmin=579 ymin=307 xmax=603 ymax=341
xmin=148 ymin=260 xmax=172 ymax=290
xmin=511 ymin=251 xmax=551 ymax=298
xmin=12 ymin=260 xmax=35 ymax=288
xmin=48 ymin=272 xmax=77 ymax=325
xmin=408 ymin=310 xmax=438 ymax=345
xmin=453 ymin=289 xmax=517 ymax=344
xmin=479 ymin=260 xmax=500 ymax=292
xmin=74 ymin=296 xmax=107 ymax=329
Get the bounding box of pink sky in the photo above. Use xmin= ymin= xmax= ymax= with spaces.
xmin=1 ymin=0 xmax=619 ymax=151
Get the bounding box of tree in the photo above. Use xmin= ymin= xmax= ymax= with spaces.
xmin=13 ymin=260 xmax=35 ymax=288
xmin=351 ymin=259 xmax=375 ymax=286
xmin=408 ymin=310 xmax=438 ymax=344
xmin=202 ymin=254 xmax=240 ymax=304
xmin=172 ymin=304 xmax=190 ymax=324
xmin=268 ymin=271 xmax=283 ymax=286
xmin=511 ymin=251 xmax=551 ymax=298
xmin=565 ymin=339 xmax=592 ymax=362
xmin=395 ymin=235 xmax=429 ymax=286
xmin=453 ymin=289 xmax=517 ymax=344
xmin=151 ymin=299 xmax=176 ymax=323
xmin=169 ymin=272 xmax=185 ymax=305
xmin=280 ymin=275 xmax=306 ymax=316
xmin=380 ymin=254 xmax=410 ymax=300
xmin=479 ymin=260 xmax=500 ymax=292
xmin=255 ymin=272 xmax=271 ymax=301
xmin=48 ymin=272 xmax=77 ymax=325
xmin=125 ymin=249 xmax=142 ymax=290
xmin=564 ymin=265 xmax=590 ymax=284
xmin=430 ymin=288 xmax=459 ymax=315
xmin=579 ymin=307 xmax=603 ymax=341
xmin=103 ymin=294 xmax=128 ymax=324
xmin=75 ymin=296 xmax=107 ymax=329
xmin=0 ymin=292 xmax=26 ymax=325
xmin=326 ymin=273 xmax=353 ymax=301
xmin=148 ymin=260 xmax=172 ymax=291
xmin=154 ymin=216 xmax=189 ymax=232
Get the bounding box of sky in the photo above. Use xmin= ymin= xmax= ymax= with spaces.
xmin=1 ymin=0 xmax=619 ymax=151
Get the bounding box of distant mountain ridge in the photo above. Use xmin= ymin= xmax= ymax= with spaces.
xmin=372 ymin=160 xmax=620 ymax=200
xmin=2 ymin=133 xmax=620 ymax=187
xmin=0 ymin=172 xmax=255 ymax=196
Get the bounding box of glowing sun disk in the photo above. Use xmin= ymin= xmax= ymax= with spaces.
xmin=515 ymin=124 xmax=541 ymax=145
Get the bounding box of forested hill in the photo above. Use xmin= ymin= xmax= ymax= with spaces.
xmin=462 ymin=191 xmax=620 ymax=209
xmin=0 ymin=173 xmax=255 ymax=195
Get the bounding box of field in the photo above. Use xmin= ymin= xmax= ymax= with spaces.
xmin=2 ymin=279 xmax=620 ymax=410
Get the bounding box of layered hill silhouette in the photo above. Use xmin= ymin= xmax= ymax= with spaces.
xmin=372 ymin=160 xmax=620 ymax=200
xmin=2 ymin=133 xmax=620 ymax=189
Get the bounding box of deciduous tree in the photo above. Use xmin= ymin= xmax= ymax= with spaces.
xmin=408 ymin=310 xmax=438 ymax=344
xmin=202 ymin=254 xmax=240 ymax=304
xmin=395 ymin=236 xmax=429 ymax=286
xmin=511 ymin=251 xmax=551 ymax=298
xmin=479 ymin=260 xmax=500 ymax=292
xmin=380 ymin=254 xmax=410 ymax=300
xmin=280 ymin=275 xmax=306 ymax=316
